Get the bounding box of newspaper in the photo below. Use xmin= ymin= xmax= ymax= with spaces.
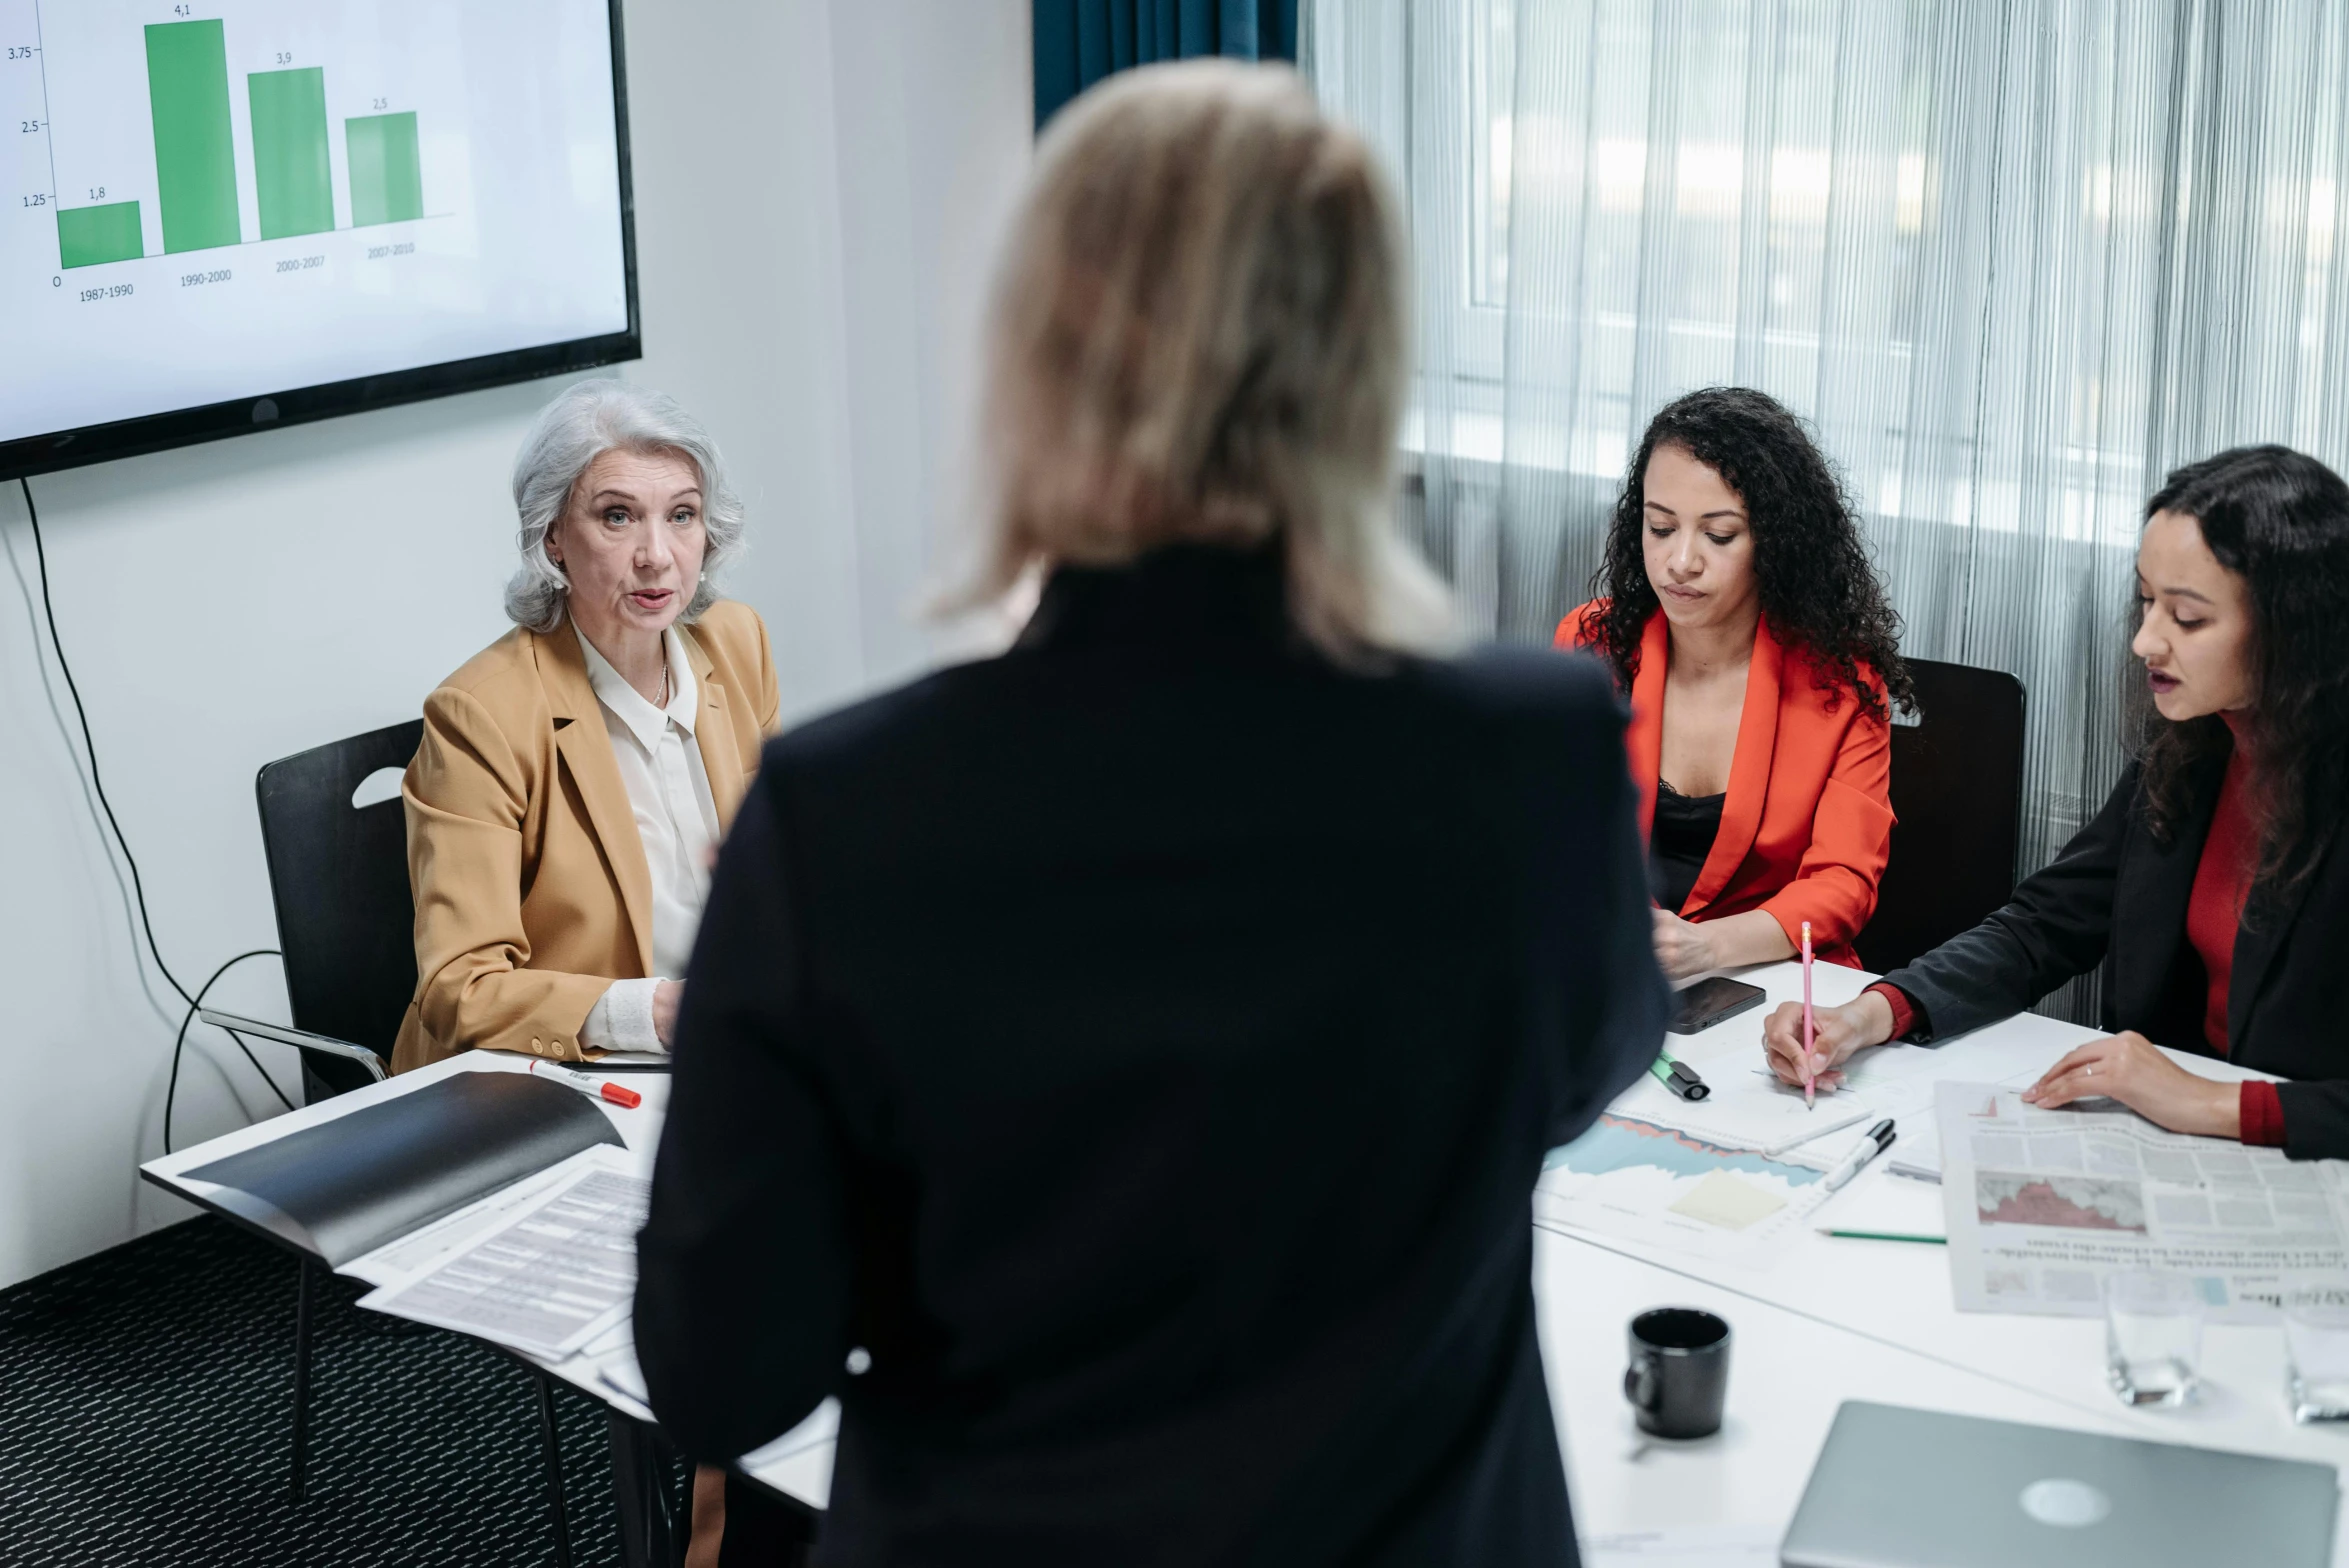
xmin=1936 ymin=1082 xmax=2349 ymax=1321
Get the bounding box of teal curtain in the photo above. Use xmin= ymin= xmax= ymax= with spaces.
xmin=1034 ymin=0 xmax=1299 ymax=130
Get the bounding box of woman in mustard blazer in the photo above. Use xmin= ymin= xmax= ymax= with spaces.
xmin=1556 ymin=387 xmax=1910 ymax=977
xmin=392 ymin=380 xmax=782 ymax=1075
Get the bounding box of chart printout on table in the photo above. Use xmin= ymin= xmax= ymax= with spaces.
xmin=1536 ymin=1114 xmax=1837 ymax=1264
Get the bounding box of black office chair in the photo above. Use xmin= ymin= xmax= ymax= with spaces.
xmin=204 ymin=720 xmax=574 ymax=1564
xmin=205 ymin=718 xmax=420 ymax=1102
xmin=1853 ymin=658 xmax=2028 ymax=977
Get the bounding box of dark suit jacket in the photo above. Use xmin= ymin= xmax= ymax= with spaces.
xmin=634 ymin=546 xmax=1665 ymax=1567
xmin=1884 ymin=752 xmax=2349 ymax=1159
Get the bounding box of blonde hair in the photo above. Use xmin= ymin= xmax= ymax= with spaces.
xmin=964 ymin=59 xmax=1453 ymax=663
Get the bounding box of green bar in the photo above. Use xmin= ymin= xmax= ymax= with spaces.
xmin=345 ymin=111 xmax=422 ymax=227
xmin=56 ymin=201 xmax=145 ymax=269
xmin=249 ymin=67 xmax=332 ymax=240
xmin=146 ymin=20 xmax=240 ymax=253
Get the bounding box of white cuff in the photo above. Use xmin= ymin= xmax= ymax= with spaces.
xmin=582 ymin=977 xmax=666 ymax=1053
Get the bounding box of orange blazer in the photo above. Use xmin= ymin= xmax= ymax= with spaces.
xmin=1556 ymin=603 xmax=1893 ymax=967
xmin=391 ymin=602 xmax=782 ymax=1073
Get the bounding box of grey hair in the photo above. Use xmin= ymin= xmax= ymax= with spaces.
xmin=504 ymin=378 xmax=746 ymax=632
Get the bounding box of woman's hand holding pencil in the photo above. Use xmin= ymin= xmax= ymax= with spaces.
xmin=1762 ymin=991 xmax=1898 ymax=1092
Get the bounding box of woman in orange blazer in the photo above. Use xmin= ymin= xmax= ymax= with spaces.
xmin=1557 ymin=387 xmax=1910 ymax=977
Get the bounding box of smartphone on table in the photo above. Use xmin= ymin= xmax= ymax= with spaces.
xmin=1667 ymin=976 xmax=1766 ymax=1036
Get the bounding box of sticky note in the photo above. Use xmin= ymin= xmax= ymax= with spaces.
xmin=1668 ymin=1169 xmax=1788 ymax=1231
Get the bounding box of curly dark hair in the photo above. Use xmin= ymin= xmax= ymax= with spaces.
xmin=1583 ymin=387 xmax=1911 ymax=722
xmin=2138 ymin=446 xmax=2349 ymax=902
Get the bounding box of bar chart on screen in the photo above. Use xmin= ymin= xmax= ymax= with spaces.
xmin=12 ymin=2 xmax=452 ymax=275
xmin=0 ymin=0 xmax=628 ymax=458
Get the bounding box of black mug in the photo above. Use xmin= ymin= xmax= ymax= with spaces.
xmin=1623 ymin=1307 xmax=1730 ymax=1439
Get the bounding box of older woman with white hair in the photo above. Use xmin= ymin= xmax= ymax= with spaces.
xmin=392 ymin=377 xmax=780 ymax=1075
xmin=635 ymin=61 xmax=1661 ymax=1566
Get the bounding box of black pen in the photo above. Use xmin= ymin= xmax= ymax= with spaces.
xmin=1821 ymin=1118 xmax=1898 ymax=1191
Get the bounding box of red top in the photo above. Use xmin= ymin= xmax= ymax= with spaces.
xmin=1866 ymin=718 xmax=2285 ymax=1146
xmin=1556 ymin=604 xmax=1895 ymax=966
xmin=2185 ymin=730 xmax=2256 ymax=1054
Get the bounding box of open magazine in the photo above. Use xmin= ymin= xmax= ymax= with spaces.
xmin=183 ymin=1070 xmax=622 ymax=1265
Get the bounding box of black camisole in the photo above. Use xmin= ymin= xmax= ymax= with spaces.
xmin=1650 ymin=779 xmax=1725 ymax=914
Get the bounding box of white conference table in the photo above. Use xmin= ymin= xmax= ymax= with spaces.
xmin=145 ymin=962 xmax=2349 ymax=1560
xmin=1559 ymin=958 xmax=2349 ymax=1563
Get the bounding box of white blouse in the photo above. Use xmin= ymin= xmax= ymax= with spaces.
xmin=574 ymin=620 xmax=721 ymax=1052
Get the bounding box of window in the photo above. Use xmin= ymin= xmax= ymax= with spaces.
xmin=1309 ymin=0 xmax=2349 ymax=1022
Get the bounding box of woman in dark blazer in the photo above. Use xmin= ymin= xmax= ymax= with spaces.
xmin=633 ymin=62 xmax=1666 ymax=1568
xmin=1765 ymin=445 xmax=2349 ymax=1160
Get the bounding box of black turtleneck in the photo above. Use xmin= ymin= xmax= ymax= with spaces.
xmin=1019 ymin=542 xmax=1295 ymax=657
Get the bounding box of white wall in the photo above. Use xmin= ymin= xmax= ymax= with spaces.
xmin=0 ymin=0 xmax=1031 ymax=1289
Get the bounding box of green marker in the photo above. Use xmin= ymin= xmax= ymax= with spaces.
xmin=1648 ymin=1053 xmax=1709 ymax=1101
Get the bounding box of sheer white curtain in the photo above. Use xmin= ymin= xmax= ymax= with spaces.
xmin=1306 ymin=0 xmax=2349 ymax=1014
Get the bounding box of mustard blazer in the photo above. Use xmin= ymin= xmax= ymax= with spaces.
xmin=391 ymin=601 xmax=782 ymax=1073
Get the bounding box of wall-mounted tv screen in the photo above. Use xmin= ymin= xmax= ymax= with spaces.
xmin=0 ymin=0 xmax=636 ymax=479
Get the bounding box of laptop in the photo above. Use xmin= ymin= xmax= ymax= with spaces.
xmin=1779 ymin=1401 xmax=2338 ymax=1568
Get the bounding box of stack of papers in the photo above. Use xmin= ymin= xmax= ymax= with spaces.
xmin=1812 ymin=1167 xmax=1948 ymax=1243
xmin=357 ymin=1145 xmax=649 ymax=1357
xmin=1551 ymin=979 xmax=2072 ymax=1264
xmin=1612 ymin=1066 xmax=1878 ymax=1157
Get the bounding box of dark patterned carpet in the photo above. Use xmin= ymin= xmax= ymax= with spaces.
xmin=0 ymin=1216 xmax=684 ymax=1567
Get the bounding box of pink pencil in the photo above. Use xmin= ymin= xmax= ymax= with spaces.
xmin=1800 ymin=920 xmax=1816 ymax=1109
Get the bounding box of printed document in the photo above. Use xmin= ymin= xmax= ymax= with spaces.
xmin=338 ymin=1160 xmax=580 ymax=1289
xmin=1936 ymin=1083 xmax=2349 ymax=1321
xmin=359 ymin=1145 xmax=648 ymax=1356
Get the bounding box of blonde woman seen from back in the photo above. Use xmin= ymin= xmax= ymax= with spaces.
xmin=634 ymin=61 xmax=1664 ymax=1567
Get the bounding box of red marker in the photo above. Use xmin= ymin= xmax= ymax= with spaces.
xmin=531 ymin=1060 xmax=643 ymax=1109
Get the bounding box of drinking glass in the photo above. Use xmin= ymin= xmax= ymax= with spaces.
xmin=2104 ymin=1270 xmax=2203 ymax=1408
xmin=2283 ymin=1291 xmax=2349 ymax=1423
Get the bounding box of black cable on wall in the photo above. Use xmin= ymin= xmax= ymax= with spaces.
xmin=16 ymin=476 xmax=291 ymax=1144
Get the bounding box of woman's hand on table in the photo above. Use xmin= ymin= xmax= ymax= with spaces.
xmin=653 ymin=980 xmax=684 ymax=1048
xmin=1761 ymin=991 xmax=1895 ymax=1092
xmin=2022 ymin=1031 xmax=2242 ymax=1138
xmin=1650 ymin=910 xmax=1718 ymax=980
xmin=1653 ymin=908 xmax=1798 ymax=980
